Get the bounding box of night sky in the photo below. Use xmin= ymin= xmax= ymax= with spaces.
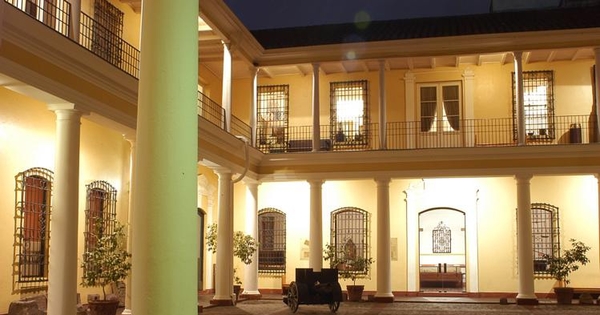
xmin=224 ymin=0 xmax=492 ymax=30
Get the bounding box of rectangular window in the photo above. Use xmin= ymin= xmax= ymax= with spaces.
xmin=93 ymin=0 xmax=124 ymax=67
xmin=512 ymin=70 xmax=555 ymax=140
xmin=330 ymin=80 xmax=369 ymax=146
xmin=419 ymin=83 xmax=461 ymax=133
xmin=257 ymin=85 xmax=289 ymax=150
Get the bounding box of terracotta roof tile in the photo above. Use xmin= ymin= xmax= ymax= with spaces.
xmin=251 ymin=6 xmax=600 ymax=49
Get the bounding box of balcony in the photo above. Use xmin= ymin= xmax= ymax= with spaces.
xmin=5 ymin=0 xmax=140 ymax=78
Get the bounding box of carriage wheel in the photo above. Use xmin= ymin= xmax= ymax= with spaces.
xmin=328 ymin=300 xmax=340 ymax=313
xmin=287 ymin=281 xmax=299 ymax=313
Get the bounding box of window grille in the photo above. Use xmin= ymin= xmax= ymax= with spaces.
xmin=13 ymin=167 xmax=53 ymax=293
xmin=257 ymin=85 xmax=289 ymax=151
xmin=331 ymin=207 xmax=370 ymax=274
xmin=512 ymin=71 xmax=555 ymax=140
xmin=432 ymin=221 xmax=451 ymax=253
xmin=531 ymin=203 xmax=560 ymax=275
xmin=84 ymin=180 xmax=118 ymax=270
xmin=258 ymin=208 xmax=286 ymax=275
xmin=93 ymin=0 xmax=124 ymax=67
xmin=330 ymin=80 xmax=369 ymax=147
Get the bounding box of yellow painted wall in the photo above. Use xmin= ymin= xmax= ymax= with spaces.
xmin=0 ymin=87 xmax=131 ymax=312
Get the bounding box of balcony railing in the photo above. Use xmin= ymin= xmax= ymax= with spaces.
xmin=257 ymin=114 xmax=594 ymax=153
xmin=6 ymin=0 xmax=140 ymax=78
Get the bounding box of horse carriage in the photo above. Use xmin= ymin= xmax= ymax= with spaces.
xmin=283 ymin=268 xmax=343 ymax=313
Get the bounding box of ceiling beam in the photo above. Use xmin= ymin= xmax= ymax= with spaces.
xmin=571 ymin=49 xmax=583 ymax=61
xmin=547 ymin=50 xmax=557 ymax=62
xmin=407 ymin=58 xmax=414 ymax=70
xmin=430 ymin=57 xmax=436 ymax=69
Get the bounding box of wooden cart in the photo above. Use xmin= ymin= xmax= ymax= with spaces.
xmin=283 ymin=268 xmax=343 ymax=313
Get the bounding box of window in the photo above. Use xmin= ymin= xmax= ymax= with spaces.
xmin=330 ymin=80 xmax=369 ymax=146
xmin=258 ymin=208 xmax=286 ymax=275
xmin=257 ymin=85 xmax=289 ymax=149
xmin=93 ymin=0 xmax=124 ymax=67
xmin=512 ymin=71 xmax=555 ymax=140
xmin=531 ymin=203 xmax=560 ymax=275
xmin=84 ymin=181 xmax=117 ymax=258
xmin=418 ymin=83 xmax=461 ymax=132
xmin=13 ymin=167 xmax=53 ymax=292
xmin=330 ymin=207 xmax=370 ymax=273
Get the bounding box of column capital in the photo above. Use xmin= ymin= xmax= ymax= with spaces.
xmin=307 ymin=179 xmax=324 ymax=186
xmin=403 ymin=71 xmax=416 ymax=82
xmin=374 ymin=177 xmax=391 ymax=185
xmin=593 ymin=47 xmax=600 ymax=55
xmin=514 ymin=173 xmax=533 ymax=182
xmin=242 ymin=177 xmax=260 ymax=187
xmin=47 ymin=103 xmax=89 ymax=115
xmin=513 ymin=51 xmax=523 ymax=59
xmin=462 ymin=68 xmax=475 ymax=79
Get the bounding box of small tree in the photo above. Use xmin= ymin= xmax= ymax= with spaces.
xmin=81 ymin=221 xmax=132 ymax=300
xmin=323 ymin=242 xmax=374 ymax=286
xmin=544 ymin=238 xmax=591 ymax=286
xmin=206 ymin=223 xmax=258 ymax=284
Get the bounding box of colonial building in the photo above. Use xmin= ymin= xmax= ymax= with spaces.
xmin=0 ymin=0 xmax=599 ymax=313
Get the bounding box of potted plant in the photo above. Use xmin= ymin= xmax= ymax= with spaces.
xmin=324 ymin=242 xmax=374 ymax=302
xmin=81 ymin=220 xmax=132 ymax=315
xmin=544 ymin=238 xmax=591 ymax=304
xmin=206 ymin=223 xmax=258 ymax=299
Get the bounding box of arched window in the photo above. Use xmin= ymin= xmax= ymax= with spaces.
xmin=84 ymin=181 xmax=117 ymax=272
xmin=531 ymin=203 xmax=560 ymax=275
xmin=258 ymin=208 xmax=286 ymax=275
xmin=13 ymin=167 xmax=53 ymax=292
xmin=330 ymin=207 xmax=371 ymax=273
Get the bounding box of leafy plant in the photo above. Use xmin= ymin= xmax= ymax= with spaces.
xmin=544 ymin=238 xmax=591 ymax=286
xmin=206 ymin=223 xmax=258 ymax=285
xmin=81 ymin=220 xmax=132 ymax=300
xmin=323 ymin=242 xmax=374 ymax=286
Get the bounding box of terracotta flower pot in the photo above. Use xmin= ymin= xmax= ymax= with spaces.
xmin=88 ymin=299 xmax=119 ymax=315
xmin=346 ymin=285 xmax=364 ymax=302
xmin=553 ymin=287 xmax=574 ymax=305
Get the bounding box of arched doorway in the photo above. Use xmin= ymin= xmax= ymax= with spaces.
xmin=418 ymin=208 xmax=466 ymax=293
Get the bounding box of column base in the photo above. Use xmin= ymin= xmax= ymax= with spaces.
xmin=516 ymin=297 xmax=539 ymax=305
xmin=209 ymin=298 xmax=234 ymax=306
xmin=373 ymin=295 xmax=394 ymax=303
xmin=121 ymin=309 xmax=132 ymax=315
xmin=240 ymin=292 xmax=262 ymax=300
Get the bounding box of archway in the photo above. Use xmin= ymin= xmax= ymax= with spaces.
xmin=418 ymin=208 xmax=466 ymax=293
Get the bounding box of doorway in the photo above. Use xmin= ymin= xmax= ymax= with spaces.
xmin=418 ymin=208 xmax=466 ymax=293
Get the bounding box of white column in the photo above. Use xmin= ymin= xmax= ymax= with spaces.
xmin=212 ymin=168 xmax=235 ymax=304
xmin=374 ymin=177 xmax=393 ymax=302
xmin=378 ymin=60 xmax=387 ymax=150
xmin=47 ymin=104 xmax=83 ymax=315
xmin=513 ymin=51 xmax=526 ymax=146
xmin=250 ymin=67 xmax=259 ymax=146
xmin=121 ymin=136 xmax=135 ymax=315
xmin=462 ymin=69 xmax=475 ymax=147
xmin=69 ymin=0 xmax=81 ymax=41
xmin=222 ymin=42 xmax=232 ymax=132
xmin=312 ymin=63 xmax=321 ymax=152
xmin=515 ymin=174 xmax=538 ymax=304
xmin=308 ymin=180 xmax=323 ymax=271
xmin=403 ymin=72 xmax=416 ymax=149
xmin=242 ymin=179 xmax=260 ymax=297
xmin=132 ymin=0 xmax=199 ymax=313
xmin=594 ymin=48 xmax=600 ymax=142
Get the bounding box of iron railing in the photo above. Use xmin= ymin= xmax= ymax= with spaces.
xmin=6 ymin=0 xmax=140 ymax=78
xmin=257 ymin=114 xmax=593 ymax=153
xmin=198 ymin=91 xmax=226 ymax=129
xmin=231 ymin=115 xmax=252 ymax=142
xmin=79 ymin=12 xmax=140 ymax=78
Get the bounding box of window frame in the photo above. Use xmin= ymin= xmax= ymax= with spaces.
xmin=512 ymin=70 xmax=555 ymax=141
xmin=330 ymin=207 xmax=371 ymax=275
xmin=258 ymin=208 xmax=286 ymax=275
xmin=531 ymin=203 xmax=560 ymax=276
xmin=84 ymin=181 xmax=118 ymax=262
xmin=330 ymin=80 xmax=369 ymax=147
xmin=417 ymin=82 xmax=462 ymax=133
xmin=13 ymin=167 xmax=53 ymax=292
xmin=257 ymin=85 xmax=289 ymax=151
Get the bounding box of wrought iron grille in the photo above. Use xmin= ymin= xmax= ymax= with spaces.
xmin=92 ymin=0 xmax=124 ymax=68
xmin=432 ymin=221 xmax=451 ymax=253
xmin=258 ymin=208 xmax=286 ymax=275
xmin=531 ymin=203 xmax=560 ymax=275
xmin=512 ymin=70 xmax=555 ymax=141
xmin=84 ymin=181 xmax=117 ymax=251
xmin=330 ymin=80 xmax=369 ymax=148
xmin=257 ymin=85 xmax=289 ymax=151
xmin=331 ymin=207 xmax=370 ymax=274
xmin=13 ymin=167 xmax=53 ymax=293
xmin=198 ymin=91 xmax=226 ymax=129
